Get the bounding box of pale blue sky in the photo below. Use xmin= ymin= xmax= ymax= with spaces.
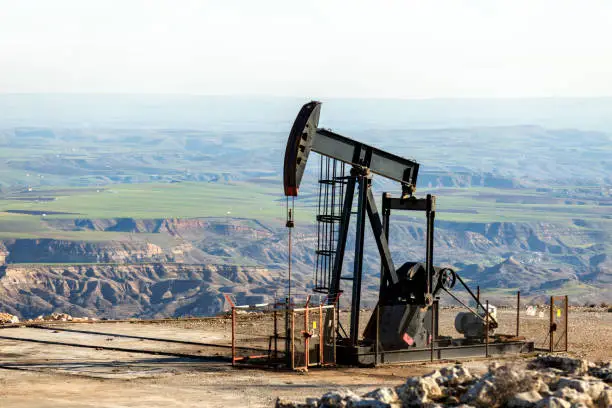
xmin=1 ymin=0 xmax=611 ymax=98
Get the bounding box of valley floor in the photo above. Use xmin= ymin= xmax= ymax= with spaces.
xmin=0 ymin=310 xmax=610 ymax=407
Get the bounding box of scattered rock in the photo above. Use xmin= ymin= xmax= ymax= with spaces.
xmin=535 ymin=397 xmax=571 ymax=408
xmin=508 ymin=390 xmax=542 ymax=408
xmin=397 ymin=375 xmax=443 ymax=406
xmin=464 ymin=364 xmax=544 ymax=406
xmin=557 ymin=376 xmax=607 ymax=400
xmin=304 ymin=398 xmax=319 ymax=408
xmin=275 ymin=398 xmax=299 ymax=408
xmin=553 ymin=387 xmax=593 ymax=407
xmin=319 ymin=389 xmax=361 ymax=407
xmin=43 ymin=312 xmax=73 ymax=321
xmin=276 ymin=357 xmax=610 ymax=408
xmin=438 ymin=365 xmax=474 ymax=386
xmin=0 ymin=312 xmax=19 ymax=324
xmin=362 ymin=388 xmax=399 ymax=405
xmin=532 ymin=355 xmax=589 ymax=376
xmin=461 ymin=379 xmax=496 ymax=407
xmin=597 ymin=389 xmax=612 ymax=408
xmin=540 ymin=371 xmax=563 ymax=388
xmin=25 ymin=313 xmax=95 ymax=323
xmin=443 ymin=396 xmax=460 ymax=405
xmin=589 ymin=362 xmax=612 ymax=383
xmin=349 ymin=399 xmax=392 ymax=408
xmin=556 ymin=377 xmax=589 ymax=393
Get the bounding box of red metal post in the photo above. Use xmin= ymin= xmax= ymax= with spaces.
xmin=224 ymin=294 xmax=235 ymax=308
xmin=231 ymin=307 xmax=236 ymax=366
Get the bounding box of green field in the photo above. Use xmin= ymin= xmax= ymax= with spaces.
xmin=1 ymin=182 xmax=279 ymax=216
xmin=0 ymin=181 xmax=608 ymax=240
xmin=0 ymin=181 xmax=294 ymax=239
xmin=0 ymin=119 xmax=609 ymax=240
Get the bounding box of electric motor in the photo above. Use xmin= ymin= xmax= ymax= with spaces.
xmin=454 ymin=305 xmax=497 ymax=339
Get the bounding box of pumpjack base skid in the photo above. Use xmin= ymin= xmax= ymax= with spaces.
xmin=337 ymin=340 xmax=535 ymax=366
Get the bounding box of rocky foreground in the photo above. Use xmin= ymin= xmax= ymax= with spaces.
xmin=276 ymin=356 xmax=612 ymax=408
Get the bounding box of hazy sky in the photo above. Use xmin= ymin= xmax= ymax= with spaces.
xmin=1 ymin=0 xmax=611 ymax=98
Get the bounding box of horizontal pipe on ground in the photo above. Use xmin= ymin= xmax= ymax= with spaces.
xmin=0 ymin=334 xmax=231 ymax=362
xmin=0 ymin=316 xmax=228 ymax=329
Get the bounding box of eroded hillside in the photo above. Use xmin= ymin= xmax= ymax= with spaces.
xmin=0 ymin=262 xmax=275 ymax=319
xmin=0 ymin=215 xmax=609 ymax=319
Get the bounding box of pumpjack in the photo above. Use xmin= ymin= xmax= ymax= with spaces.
xmin=283 ymin=101 xmax=534 ymax=365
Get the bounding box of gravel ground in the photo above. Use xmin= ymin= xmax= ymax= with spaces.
xmin=0 ymin=309 xmax=609 ymax=407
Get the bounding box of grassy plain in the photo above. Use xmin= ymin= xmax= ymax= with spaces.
xmin=0 ymin=119 xmax=609 ymax=240
xmin=0 ymin=180 xmax=608 ymax=240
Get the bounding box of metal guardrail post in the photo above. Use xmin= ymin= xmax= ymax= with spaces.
xmin=273 ymin=307 xmax=278 ymax=360
xmin=485 ymin=300 xmax=489 ymax=358
xmin=549 ymin=296 xmax=554 ymax=353
xmin=434 ymin=298 xmax=439 ymax=340
xmin=319 ymin=304 xmax=324 ymax=365
xmin=333 ymin=305 xmax=337 ymax=365
xmin=291 ymin=309 xmax=295 ymax=369
xmin=430 ymin=304 xmax=435 ymax=362
xmin=304 ymin=303 xmax=309 ymax=371
xmin=375 ymin=304 xmax=380 ymax=366
xmin=564 ymin=295 xmax=569 ymax=352
xmin=285 ymin=297 xmax=290 ymax=367
xmin=516 ymin=290 xmax=520 ymax=337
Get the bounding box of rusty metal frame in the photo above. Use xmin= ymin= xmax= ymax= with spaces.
xmin=550 ymin=296 xmax=555 ymax=353
xmin=549 ymin=295 xmax=569 ymax=353
xmin=229 ymin=299 xmax=289 ymax=367
xmin=290 ymin=303 xmax=336 ymax=371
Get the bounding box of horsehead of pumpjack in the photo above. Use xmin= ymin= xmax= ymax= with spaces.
xmin=283 ymin=101 xmax=496 ymax=354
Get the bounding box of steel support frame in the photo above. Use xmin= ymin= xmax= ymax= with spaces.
xmin=329 ymin=172 xmax=401 ymax=347
xmin=349 ymin=175 xmax=368 ymax=345
xmin=329 ymin=177 xmax=356 ymax=299
xmin=380 ymin=194 xmax=436 ymax=300
xmin=329 ymin=177 xmax=440 ymax=347
xmin=548 ymin=295 xmax=569 ymax=353
xmin=318 ymin=127 xmax=437 ymax=349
